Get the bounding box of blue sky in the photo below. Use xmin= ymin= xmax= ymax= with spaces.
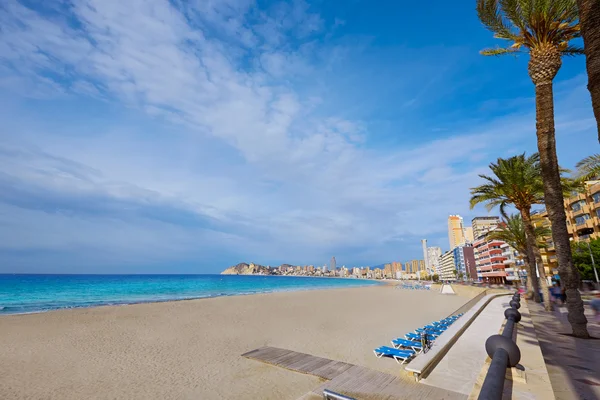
xmin=0 ymin=0 xmax=597 ymax=274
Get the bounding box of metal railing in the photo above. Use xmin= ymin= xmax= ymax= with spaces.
xmin=323 ymin=389 xmax=355 ymax=400
xmin=477 ymin=292 xmax=522 ymax=400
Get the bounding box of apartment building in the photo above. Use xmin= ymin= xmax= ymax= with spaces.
xmin=474 ymin=236 xmax=508 ymax=283
xmin=501 ymin=243 xmax=524 ymax=282
xmin=565 ymin=180 xmax=600 ymax=241
xmin=531 ymin=209 xmax=558 ymax=277
xmin=453 ymin=245 xmax=477 ymax=280
xmin=439 ymin=250 xmax=456 ymax=281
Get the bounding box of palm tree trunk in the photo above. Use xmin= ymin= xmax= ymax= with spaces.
xmin=576 ymin=0 xmax=600 ymax=143
xmin=522 ymin=250 xmax=540 ymax=302
xmin=535 ymin=82 xmax=589 ymax=337
xmin=521 ymin=209 xmax=549 ymax=308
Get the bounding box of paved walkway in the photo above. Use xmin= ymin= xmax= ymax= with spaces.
xmin=528 ymin=301 xmax=600 ymax=400
xmin=420 ymin=296 xmax=508 ymax=395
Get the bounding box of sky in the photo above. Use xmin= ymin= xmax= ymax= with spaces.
xmin=0 ymin=0 xmax=597 ymax=274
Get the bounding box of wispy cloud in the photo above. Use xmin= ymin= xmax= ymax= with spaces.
xmin=0 ymin=0 xmax=596 ymax=272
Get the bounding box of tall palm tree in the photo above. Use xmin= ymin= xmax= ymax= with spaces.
xmin=487 ymin=214 xmax=553 ymax=307
xmin=476 ymin=0 xmax=589 ymax=337
xmin=576 ymin=0 xmax=600 ymax=142
xmin=470 ymin=153 xmax=552 ymax=309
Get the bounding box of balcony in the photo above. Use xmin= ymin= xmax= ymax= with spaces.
xmin=576 ymin=219 xmax=595 ymax=230
xmin=568 ymin=192 xmax=587 ymax=205
xmin=481 ymin=271 xmax=508 ymax=277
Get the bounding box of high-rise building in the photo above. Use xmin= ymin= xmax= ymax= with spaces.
xmin=453 ymin=245 xmax=476 ymax=280
xmin=404 ymin=262 xmax=410 ymax=272
xmin=464 ymin=227 xmax=474 ymax=244
xmin=384 ymin=263 xmax=392 ymax=278
xmin=439 ymin=250 xmax=456 ymax=281
xmin=419 ymin=259 xmax=426 ymax=272
xmin=426 ymin=247 xmax=442 ymax=275
xmin=448 ymin=215 xmax=466 ymax=249
xmin=411 ymin=260 xmax=419 ymax=274
xmin=472 ymin=216 xmax=501 ymax=239
xmin=421 ymin=239 xmax=429 ymax=274
xmin=330 ymin=256 xmax=336 ymax=272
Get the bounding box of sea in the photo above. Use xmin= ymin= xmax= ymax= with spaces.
xmin=0 ymin=274 xmax=382 ymax=315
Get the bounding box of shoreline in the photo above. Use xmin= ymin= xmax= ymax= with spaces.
xmin=0 ymin=285 xmax=472 ymax=399
xmin=0 ymin=277 xmax=385 ymax=317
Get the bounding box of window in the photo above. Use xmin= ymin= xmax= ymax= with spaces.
xmin=593 ymin=192 xmax=600 ymax=203
xmin=575 ymin=214 xmax=591 ymax=225
xmin=572 ymin=200 xmax=586 ymax=212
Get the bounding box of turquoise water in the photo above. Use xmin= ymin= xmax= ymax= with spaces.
xmin=0 ymin=274 xmax=381 ymax=315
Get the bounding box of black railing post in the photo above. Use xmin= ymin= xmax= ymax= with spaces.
xmin=477 ymin=293 xmax=522 ymax=400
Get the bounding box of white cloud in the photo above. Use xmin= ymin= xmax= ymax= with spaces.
xmin=0 ymin=0 xmax=597 ymax=271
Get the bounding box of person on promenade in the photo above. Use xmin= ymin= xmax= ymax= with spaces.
xmin=591 ymin=293 xmax=600 ymax=324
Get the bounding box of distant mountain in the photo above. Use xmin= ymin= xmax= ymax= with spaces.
xmin=221 ymin=262 xmax=272 ymax=275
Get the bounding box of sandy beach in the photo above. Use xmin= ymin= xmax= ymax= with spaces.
xmin=0 ymin=284 xmax=475 ymax=399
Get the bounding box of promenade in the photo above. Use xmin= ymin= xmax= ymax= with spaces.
xmin=528 ymin=302 xmax=600 ymax=400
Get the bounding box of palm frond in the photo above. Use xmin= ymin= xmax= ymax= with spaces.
xmin=481 ymin=47 xmax=522 ymax=56
xmin=476 ymin=0 xmax=520 ymax=40
xmin=561 ymin=46 xmax=584 ymax=56
xmin=575 ymin=154 xmax=600 ymax=180
xmin=499 ymin=0 xmax=528 ymax=31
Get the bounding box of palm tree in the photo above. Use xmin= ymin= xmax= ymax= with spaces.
xmin=476 ymin=0 xmax=589 ymax=337
xmin=576 ymin=0 xmax=600 ymax=143
xmin=470 ymin=153 xmax=551 ymax=308
xmin=575 ymin=154 xmax=600 ymax=180
xmin=487 ymin=214 xmax=553 ymax=308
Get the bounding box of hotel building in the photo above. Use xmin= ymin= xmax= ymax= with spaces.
xmin=474 ymin=235 xmax=508 ymax=283
xmin=439 ymin=250 xmax=456 ymax=281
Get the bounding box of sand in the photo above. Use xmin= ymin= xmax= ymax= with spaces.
xmin=0 ymin=284 xmax=473 ymax=400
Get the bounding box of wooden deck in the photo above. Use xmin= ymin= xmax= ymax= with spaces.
xmin=241 ymin=346 xmax=354 ymax=380
xmin=242 ymin=346 xmax=467 ymax=400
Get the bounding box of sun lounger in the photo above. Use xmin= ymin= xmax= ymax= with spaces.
xmin=373 ymin=346 xmax=415 ymax=364
xmin=391 ymin=338 xmax=423 ymax=352
xmin=423 ymin=324 xmax=446 ymax=331
xmin=405 ymin=332 xmax=436 ymax=341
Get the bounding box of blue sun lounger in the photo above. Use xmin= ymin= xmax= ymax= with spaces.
xmin=423 ymin=324 xmax=447 ymax=332
xmin=405 ymin=332 xmax=436 ymax=341
xmin=373 ymin=346 xmax=415 ymax=364
xmin=391 ymin=338 xmax=423 ymax=353
xmin=416 ymin=327 xmax=444 ymax=335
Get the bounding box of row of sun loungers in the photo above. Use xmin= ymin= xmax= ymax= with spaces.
xmin=373 ymin=314 xmax=464 ymax=364
xmin=396 ymin=284 xmax=431 ymax=290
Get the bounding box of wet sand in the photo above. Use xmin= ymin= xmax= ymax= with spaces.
xmin=0 ymin=284 xmax=472 ymax=399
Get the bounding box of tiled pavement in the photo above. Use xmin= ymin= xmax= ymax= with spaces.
xmin=527 ymin=301 xmax=600 ymax=400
